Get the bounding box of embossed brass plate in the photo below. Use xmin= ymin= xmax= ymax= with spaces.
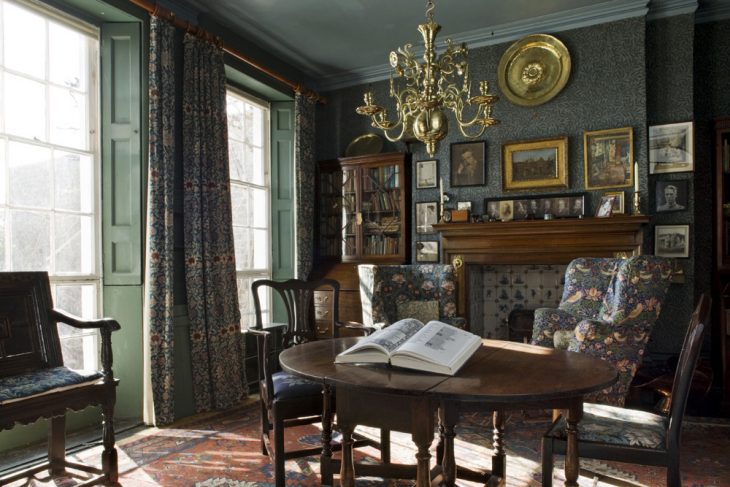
xmin=497 ymin=34 xmax=571 ymax=107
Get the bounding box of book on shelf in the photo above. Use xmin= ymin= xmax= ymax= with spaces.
xmin=334 ymin=318 xmax=482 ymax=375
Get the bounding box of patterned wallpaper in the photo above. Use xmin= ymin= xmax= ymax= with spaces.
xmin=314 ymin=15 xmax=730 ymax=358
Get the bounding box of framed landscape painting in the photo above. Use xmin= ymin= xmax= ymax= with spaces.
xmin=584 ymin=127 xmax=634 ymax=189
xmin=502 ymin=136 xmax=568 ymax=191
xmin=649 ymin=121 xmax=694 ymax=174
xmin=655 ymin=224 xmax=690 ymax=258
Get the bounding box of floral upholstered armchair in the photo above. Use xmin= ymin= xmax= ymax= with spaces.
xmin=531 ymin=256 xmax=673 ymax=406
xmin=358 ymin=264 xmax=466 ymax=330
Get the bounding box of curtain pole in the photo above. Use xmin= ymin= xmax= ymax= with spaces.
xmin=127 ymin=0 xmax=326 ymax=104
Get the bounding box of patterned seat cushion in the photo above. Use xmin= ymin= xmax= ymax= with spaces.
xmin=546 ymin=402 xmax=668 ymax=449
xmin=272 ymin=371 xmax=322 ymax=401
xmin=0 ymin=366 xmax=103 ymax=405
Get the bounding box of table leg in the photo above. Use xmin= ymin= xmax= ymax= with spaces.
xmin=338 ymin=420 xmax=356 ymax=487
xmin=320 ymin=383 xmax=333 ymax=486
xmin=491 ymin=409 xmax=506 ymax=481
xmin=564 ymin=400 xmax=583 ymax=487
xmin=438 ymin=402 xmax=458 ymax=486
xmin=411 ymin=400 xmax=436 ymax=487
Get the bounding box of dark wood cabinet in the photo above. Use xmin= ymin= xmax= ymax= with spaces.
xmin=713 ymin=117 xmax=730 ymax=408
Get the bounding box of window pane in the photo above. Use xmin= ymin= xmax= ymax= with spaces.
xmin=247 ymin=103 xmax=263 ymax=147
xmin=55 ymin=283 xmax=97 ymax=318
xmin=8 ymin=141 xmax=51 ymax=208
xmin=253 ymin=229 xmax=269 ymax=269
xmin=229 ymin=140 xmax=245 ymax=182
xmin=59 ymin=334 xmax=97 ymax=370
xmin=11 ymin=210 xmax=50 ymax=270
xmin=234 ymin=226 xmax=251 ymax=270
xmin=230 ymin=184 xmax=249 ymax=227
xmin=55 ymin=213 xmax=93 ymax=274
xmin=251 ymin=188 xmax=267 ymax=228
xmin=0 ymin=209 xmax=5 ymax=270
xmin=5 ymin=74 xmax=46 ymax=140
xmin=49 ymin=22 xmax=88 ymax=91
xmin=226 ymin=95 xmax=244 ymax=141
xmin=3 ymin=3 xmax=46 ymax=78
xmin=50 ymin=86 xmax=87 ymax=150
xmin=251 ymin=146 xmax=264 ymax=186
xmin=55 ymin=151 xmax=94 ymax=212
xmin=0 ymin=138 xmax=5 ymax=204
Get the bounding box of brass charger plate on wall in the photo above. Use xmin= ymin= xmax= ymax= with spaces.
xmin=345 ymin=133 xmax=383 ymax=157
xmin=497 ymin=34 xmax=571 ymax=107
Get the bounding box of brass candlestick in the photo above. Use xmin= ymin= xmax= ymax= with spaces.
xmin=633 ymin=192 xmax=642 ymax=215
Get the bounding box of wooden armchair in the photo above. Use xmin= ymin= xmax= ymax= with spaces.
xmin=0 ymin=272 xmax=120 ymax=486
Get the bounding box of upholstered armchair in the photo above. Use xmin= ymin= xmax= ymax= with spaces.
xmin=358 ymin=264 xmax=466 ymax=330
xmin=531 ymin=256 xmax=673 ymax=406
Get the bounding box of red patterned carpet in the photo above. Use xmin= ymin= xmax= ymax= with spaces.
xmin=5 ymin=399 xmax=730 ymax=486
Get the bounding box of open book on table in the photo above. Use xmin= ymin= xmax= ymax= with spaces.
xmin=334 ymin=318 xmax=482 ymax=375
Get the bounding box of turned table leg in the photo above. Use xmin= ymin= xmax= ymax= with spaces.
xmin=320 ymin=383 xmax=334 ymax=486
xmin=564 ymin=400 xmax=583 ymax=487
xmin=438 ymin=401 xmax=458 ymax=487
xmin=491 ymin=409 xmax=506 ymax=481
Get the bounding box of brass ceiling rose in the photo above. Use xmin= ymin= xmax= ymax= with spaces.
xmin=498 ymin=34 xmax=571 ymax=107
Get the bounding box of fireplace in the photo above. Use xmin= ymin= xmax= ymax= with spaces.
xmin=433 ymin=215 xmax=650 ymax=330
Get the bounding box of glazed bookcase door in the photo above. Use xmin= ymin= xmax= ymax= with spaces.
xmin=360 ymin=162 xmax=403 ymax=258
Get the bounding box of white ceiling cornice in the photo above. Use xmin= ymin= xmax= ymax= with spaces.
xmin=318 ymin=0 xmax=649 ymax=92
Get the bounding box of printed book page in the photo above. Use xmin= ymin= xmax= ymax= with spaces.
xmin=334 ymin=318 xmax=424 ymax=363
xmin=392 ymin=321 xmax=482 ymax=375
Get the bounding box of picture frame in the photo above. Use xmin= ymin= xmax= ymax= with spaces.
xmin=604 ymin=191 xmax=625 ymax=214
xmin=415 ymin=201 xmax=438 ymax=234
xmin=649 ymin=121 xmax=694 ymax=174
xmin=416 ymin=159 xmax=438 ymax=189
xmin=584 ymin=127 xmax=634 ymax=189
xmin=450 ymin=141 xmax=486 ymax=187
xmin=655 ymin=224 xmax=690 ymax=258
xmin=502 ymin=136 xmax=568 ymax=191
xmin=595 ymin=195 xmax=617 ymax=218
xmin=484 ymin=193 xmax=585 ymax=221
xmin=457 ymin=201 xmax=472 ymax=211
xmin=655 ymin=180 xmax=688 ymax=213
xmin=415 ymin=241 xmax=439 ymax=262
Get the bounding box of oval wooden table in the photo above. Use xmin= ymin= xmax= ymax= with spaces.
xmin=279 ymin=337 xmax=617 ymax=487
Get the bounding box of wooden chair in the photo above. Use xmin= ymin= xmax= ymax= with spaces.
xmin=248 ymin=278 xmax=385 ymax=487
xmin=541 ymin=293 xmax=711 ymax=487
xmin=0 ymin=272 xmax=120 ymax=486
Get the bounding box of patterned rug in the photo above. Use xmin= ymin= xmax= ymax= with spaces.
xmin=6 ymin=398 xmax=730 ymax=486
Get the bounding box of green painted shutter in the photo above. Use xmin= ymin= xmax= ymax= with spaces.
xmin=270 ymin=102 xmax=294 ymax=281
xmin=101 ymin=23 xmax=143 ymax=285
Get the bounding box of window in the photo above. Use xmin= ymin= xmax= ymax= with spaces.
xmin=0 ymin=0 xmax=100 ymax=369
xmin=226 ymin=89 xmax=271 ymax=328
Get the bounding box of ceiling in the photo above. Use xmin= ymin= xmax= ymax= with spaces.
xmin=168 ymin=0 xmax=723 ymax=90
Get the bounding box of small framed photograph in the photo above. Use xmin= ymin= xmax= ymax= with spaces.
xmin=502 ymin=136 xmax=568 ymax=191
xmin=569 ymin=196 xmax=585 ymax=217
xmin=604 ymin=191 xmax=625 ymax=214
xmin=415 ymin=201 xmax=438 ymax=234
xmin=457 ymin=201 xmax=472 ymax=211
xmin=584 ymin=127 xmax=634 ymax=189
xmin=484 ymin=193 xmax=585 ymax=221
xmin=655 ymin=180 xmax=688 ymax=212
xmin=416 ymin=159 xmax=438 ymax=189
xmin=595 ymin=195 xmax=617 ymax=218
xmin=416 ymin=241 xmax=439 ymax=262
xmin=499 ymin=200 xmax=514 ymax=222
xmin=649 ymin=121 xmax=694 ymax=174
xmin=450 ymin=141 xmax=486 ymax=187
xmin=655 ymin=224 xmax=690 ymax=258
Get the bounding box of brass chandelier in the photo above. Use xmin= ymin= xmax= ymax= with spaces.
xmin=356 ymin=0 xmax=499 ymax=156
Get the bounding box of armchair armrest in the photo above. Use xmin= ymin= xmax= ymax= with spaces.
xmin=335 ymin=320 xmax=378 ymax=336
xmin=568 ymin=319 xmax=613 ymax=354
xmin=531 ymin=307 xmax=579 ymax=347
xmin=51 ymin=309 xmax=120 ymax=380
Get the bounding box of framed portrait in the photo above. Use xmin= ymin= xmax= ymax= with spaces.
xmin=649 ymin=121 xmax=694 ymax=174
xmin=415 ymin=201 xmax=438 ymax=234
xmin=416 ymin=159 xmax=438 ymax=189
xmin=502 ymin=136 xmax=568 ymax=191
xmin=604 ymin=191 xmax=625 ymax=214
xmin=655 ymin=224 xmax=690 ymax=258
xmin=595 ymin=194 xmax=617 ymax=218
xmin=484 ymin=193 xmax=584 ymax=221
xmin=655 ymin=180 xmax=688 ymax=213
xmin=450 ymin=141 xmax=486 ymax=187
xmin=416 ymin=241 xmax=439 ymax=262
xmin=584 ymin=127 xmax=634 ymax=189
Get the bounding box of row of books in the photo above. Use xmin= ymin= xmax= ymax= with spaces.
xmin=363 ymin=166 xmax=400 ymax=190
xmin=363 ymin=235 xmax=400 ymax=255
xmin=363 ymin=189 xmax=399 ymax=212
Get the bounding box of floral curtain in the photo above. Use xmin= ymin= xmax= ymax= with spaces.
xmin=144 ymin=16 xmax=177 ymax=426
xmin=295 ymin=93 xmax=316 ymax=280
xmin=182 ymin=33 xmax=245 ymax=412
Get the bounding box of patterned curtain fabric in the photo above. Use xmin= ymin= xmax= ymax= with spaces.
xmin=144 ymin=16 xmax=177 ymax=426
xmin=182 ymin=33 xmax=245 ymax=412
xmin=294 ymin=93 xmax=316 ymax=280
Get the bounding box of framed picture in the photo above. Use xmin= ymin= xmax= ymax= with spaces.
xmin=457 ymin=201 xmax=472 ymax=211
xmin=655 ymin=224 xmax=689 ymax=258
xmin=416 ymin=159 xmax=438 ymax=189
xmin=649 ymin=121 xmax=694 ymax=174
xmin=484 ymin=193 xmax=585 ymax=221
xmin=584 ymin=127 xmax=634 ymax=189
xmin=595 ymin=194 xmax=617 ymax=217
xmin=450 ymin=141 xmax=486 ymax=187
xmin=655 ymin=180 xmax=688 ymax=212
xmin=416 ymin=241 xmax=439 ymax=262
xmin=604 ymin=191 xmax=625 ymax=214
xmin=502 ymin=136 xmax=568 ymax=191
xmin=415 ymin=201 xmax=438 ymax=234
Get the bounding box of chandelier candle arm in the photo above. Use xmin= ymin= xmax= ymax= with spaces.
xmin=356 ymin=0 xmax=499 ymax=156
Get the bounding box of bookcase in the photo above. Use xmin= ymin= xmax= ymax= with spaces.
xmin=317 ymin=152 xmax=411 ymax=263
xmin=713 ymin=117 xmax=730 ymax=408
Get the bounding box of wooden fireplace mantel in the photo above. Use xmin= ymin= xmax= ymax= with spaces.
xmin=433 ymin=215 xmax=650 ymax=315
